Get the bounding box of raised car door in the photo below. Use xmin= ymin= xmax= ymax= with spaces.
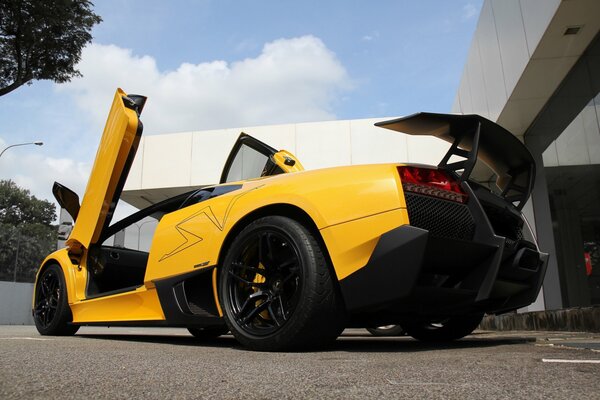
xmin=66 ymin=88 xmax=147 ymax=253
xmin=220 ymin=133 xmax=304 ymax=184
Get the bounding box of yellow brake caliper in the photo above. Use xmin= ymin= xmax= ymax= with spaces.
xmin=253 ymin=263 xmax=271 ymax=320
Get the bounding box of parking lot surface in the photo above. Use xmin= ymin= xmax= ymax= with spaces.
xmin=1 ymin=326 xmax=599 ymax=399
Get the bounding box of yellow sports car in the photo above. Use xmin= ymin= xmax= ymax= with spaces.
xmin=33 ymin=89 xmax=548 ymax=351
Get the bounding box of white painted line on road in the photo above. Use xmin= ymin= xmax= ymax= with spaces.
xmin=0 ymin=337 xmax=54 ymax=341
xmin=385 ymin=379 xmax=469 ymax=386
xmin=542 ymin=358 xmax=600 ymax=364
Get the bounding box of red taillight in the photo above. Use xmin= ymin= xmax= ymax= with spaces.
xmin=397 ymin=166 xmax=468 ymax=203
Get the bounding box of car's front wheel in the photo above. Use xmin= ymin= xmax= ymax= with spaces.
xmin=402 ymin=314 xmax=484 ymax=342
xmin=219 ymin=216 xmax=345 ymax=351
xmin=33 ymin=264 xmax=79 ymax=336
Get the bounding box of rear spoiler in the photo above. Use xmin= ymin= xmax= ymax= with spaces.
xmin=375 ymin=112 xmax=535 ymax=210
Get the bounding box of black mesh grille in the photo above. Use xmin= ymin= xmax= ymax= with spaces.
xmin=405 ymin=193 xmax=475 ymax=241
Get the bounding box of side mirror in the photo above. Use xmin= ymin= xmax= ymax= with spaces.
xmin=52 ymin=182 xmax=80 ymax=221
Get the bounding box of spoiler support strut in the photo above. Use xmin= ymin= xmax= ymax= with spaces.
xmin=438 ymin=121 xmax=481 ymax=184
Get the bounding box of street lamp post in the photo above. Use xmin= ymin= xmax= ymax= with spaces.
xmin=0 ymin=141 xmax=44 ymax=158
xmin=13 ymin=229 xmax=20 ymax=282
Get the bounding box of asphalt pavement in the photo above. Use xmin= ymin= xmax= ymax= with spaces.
xmin=1 ymin=326 xmax=599 ymax=399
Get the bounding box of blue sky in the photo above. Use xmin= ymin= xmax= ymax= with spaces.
xmin=0 ymin=0 xmax=482 ymax=209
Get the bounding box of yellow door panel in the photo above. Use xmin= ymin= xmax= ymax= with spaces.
xmin=71 ymin=286 xmax=164 ymax=323
xmin=320 ymin=208 xmax=409 ymax=280
xmin=67 ymin=89 xmax=141 ymax=252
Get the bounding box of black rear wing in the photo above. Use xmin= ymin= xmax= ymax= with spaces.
xmin=375 ymin=112 xmax=535 ymax=210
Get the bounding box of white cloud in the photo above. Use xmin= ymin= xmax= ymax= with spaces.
xmin=58 ymin=36 xmax=351 ymax=135
xmin=462 ymin=3 xmax=478 ymax=21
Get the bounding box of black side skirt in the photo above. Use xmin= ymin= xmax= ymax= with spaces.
xmin=75 ymin=268 xmax=225 ymax=328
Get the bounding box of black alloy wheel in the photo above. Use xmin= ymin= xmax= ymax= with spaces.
xmin=226 ymin=229 xmax=302 ymax=336
xmin=33 ymin=264 xmax=79 ymax=336
xmin=220 ymin=216 xmax=345 ymax=351
xmin=34 ymin=268 xmax=60 ymax=329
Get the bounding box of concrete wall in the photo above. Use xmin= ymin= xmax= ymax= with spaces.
xmin=0 ymin=281 xmax=34 ymax=325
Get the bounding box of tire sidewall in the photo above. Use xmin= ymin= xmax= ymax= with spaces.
xmin=34 ymin=264 xmax=76 ymax=335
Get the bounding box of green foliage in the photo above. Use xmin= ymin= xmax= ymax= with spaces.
xmin=0 ymin=0 xmax=102 ymax=96
xmin=0 ymin=180 xmax=55 ymax=225
xmin=0 ymin=180 xmax=57 ymax=282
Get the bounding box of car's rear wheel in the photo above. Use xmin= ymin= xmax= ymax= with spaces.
xmin=402 ymin=314 xmax=483 ymax=342
xmin=33 ymin=264 xmax=79 ymax=336
xmin=187 ymin=326 xmax=229 ymax=339
xmin=219 ymin=216 xmax=345 ymax=351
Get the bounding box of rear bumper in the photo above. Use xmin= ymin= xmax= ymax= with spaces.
xmin=339 ymin=223 xmax=548 ymax=322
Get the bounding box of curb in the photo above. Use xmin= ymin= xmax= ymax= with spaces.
xmin=481 ymin=306 xmax=600 ymax=333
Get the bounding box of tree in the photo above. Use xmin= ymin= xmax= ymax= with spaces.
xmin=0 ymin=180 xmax=56 ymax=282
xmin=0 ymin=0 xmax=101 ymax=96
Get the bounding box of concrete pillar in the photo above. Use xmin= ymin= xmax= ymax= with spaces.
xmin=527 ymin=144 xmax=563 ymax=310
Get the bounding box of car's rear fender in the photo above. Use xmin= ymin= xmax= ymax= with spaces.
xmin=210 ymin=165 xmax=409 ymax=289
xmin=217 ymin=203 xmax=322 ymax=265
xmin=233 ymin=163 xmax=406 ymax=230
xmin=212 ymin=202 xmax=338 ymax=313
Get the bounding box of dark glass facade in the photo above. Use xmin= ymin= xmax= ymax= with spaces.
xmin=543 ymin=93 xmax=600 ymax=307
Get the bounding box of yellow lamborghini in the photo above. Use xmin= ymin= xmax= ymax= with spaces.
xmin=33 ymin=89 xmax=548 ymax=351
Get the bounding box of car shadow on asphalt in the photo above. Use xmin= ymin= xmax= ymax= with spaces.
xmin=75 ymin=332 xmax=535 ymax=353
xmin=76 ymin=333 xmax=239 ymax=348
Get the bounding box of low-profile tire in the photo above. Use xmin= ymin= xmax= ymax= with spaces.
xmin=33 ymin=264 xmax=79 ymax=336
xmin=219 ymin=215 xmax=345 ymax=351
xmin=187 ymin=326 xmax=229 ymax=339
xmin=403 ymin=314 xmax=484 ymax=342
xmin=366 ymin=325 xmax=406 ymax=337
